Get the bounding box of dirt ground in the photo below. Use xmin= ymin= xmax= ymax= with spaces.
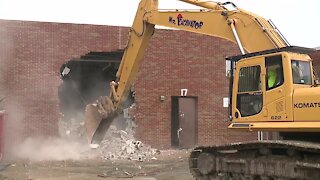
xmin=0 ymin=150 xmax=194 ymax=180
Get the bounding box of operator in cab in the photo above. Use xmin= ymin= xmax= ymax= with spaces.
xmin=267 ymin=64 xmax=283 ymax=89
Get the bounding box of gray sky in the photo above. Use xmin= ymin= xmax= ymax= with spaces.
xmin=0 ymin=0 xmax=319 ymax=48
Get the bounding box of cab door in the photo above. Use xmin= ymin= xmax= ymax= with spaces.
xmin=264 ymin=55 xmax=288 ymax=121
xmin=232 ymin=56 xmax=267 ymax=122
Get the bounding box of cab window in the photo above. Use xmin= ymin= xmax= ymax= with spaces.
xmin=292 ymin=60 xmax=312 ymax=85
xmin=266 ymin=55 xmax=284 ymax=90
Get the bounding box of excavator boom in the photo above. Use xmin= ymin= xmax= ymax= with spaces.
xmin=85 ymin=0 xmax=289 ymax=144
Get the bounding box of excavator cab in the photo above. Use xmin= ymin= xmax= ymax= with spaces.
xmin=228 ymin=46 xmax=320 ymax=132
xmin=190 ymin=46 xmax=320 ymax=179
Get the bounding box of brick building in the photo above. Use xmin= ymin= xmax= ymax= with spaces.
xmin=0 ymin=19 xmax=318 ymax=158
xmin=310 ymin=50 xmax=320 ymax=71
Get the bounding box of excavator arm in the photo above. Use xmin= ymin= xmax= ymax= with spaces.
xmin=85 ymin=0 xmax=289 ymax=144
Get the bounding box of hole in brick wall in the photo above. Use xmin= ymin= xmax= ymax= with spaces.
xmin=58 ymin=50 xmax=134 ymax=132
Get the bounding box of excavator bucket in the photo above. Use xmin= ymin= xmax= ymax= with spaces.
xmin=85 ymin=96 xmax=116 ymax=144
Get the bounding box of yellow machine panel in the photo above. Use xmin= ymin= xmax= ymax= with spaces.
xmin=293 ymin=87 xmax=320 ymax=121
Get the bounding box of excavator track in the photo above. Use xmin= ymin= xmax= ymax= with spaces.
xmin=189 ymin=140 xmax=320 ymax=180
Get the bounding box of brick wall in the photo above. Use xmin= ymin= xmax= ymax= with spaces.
xmin=310 ymin=50 xmax=320 ymax=73
xmin=0 ymin=20 xmax=129 ymax=157
xmin=133 ymin=29 xmax=256 ymax=149
xmin=0 ymin=19 xmax=256 ymax=156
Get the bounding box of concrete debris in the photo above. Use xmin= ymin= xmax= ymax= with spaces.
xmin=97 ymin=170 xmax=134 ymax=179
xmin=98 ymin=125 xmax=159 ymax=161
xmin=97 ymin=173 xmax=108 ymax=178
xmin=61 ymin=66 xmax=70 ymax=76
xmin=58 ymin=111 xmax=159 ymax=161
xmin=90 ymin=144 xmax=99 ymax=149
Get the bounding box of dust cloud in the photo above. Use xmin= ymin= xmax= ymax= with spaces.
xmin=13 ymin=112 xmax=92 ymax=161
xmin=13 ymin=137 xmax=91 ymax=161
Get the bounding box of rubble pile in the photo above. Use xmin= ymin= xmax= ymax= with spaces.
xmin=97 ymin=125 xmax=159 ymax=161
xmin=58 ymin=115 xmax=159 ymax=161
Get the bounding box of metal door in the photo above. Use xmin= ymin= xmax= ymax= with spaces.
xmin=178 ymin=97 xmax=197 ymax=148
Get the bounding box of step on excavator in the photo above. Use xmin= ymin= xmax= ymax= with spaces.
xmin=84 ymin=0 xmax=320 ymax=179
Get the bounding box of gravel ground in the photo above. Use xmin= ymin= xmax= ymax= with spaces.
xmin=2 ymin=114 xmax=196 ymax=179
xmin=0 ymin=149 xmax=194 ymax=180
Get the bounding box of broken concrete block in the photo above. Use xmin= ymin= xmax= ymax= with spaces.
xmin=90 ymin=144 xmax=99 ymax=149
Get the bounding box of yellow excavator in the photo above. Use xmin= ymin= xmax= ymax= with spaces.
xmin=84 ymin=0 xmax=320 ymax=179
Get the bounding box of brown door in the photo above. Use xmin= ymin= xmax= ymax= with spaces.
xmin=178 ymin=97 xmax=197 ymax=148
